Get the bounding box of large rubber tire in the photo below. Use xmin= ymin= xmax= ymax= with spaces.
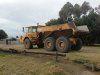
xmin=56 ymin=37 xmax=69 ymax=53
xmin=24 ymin=38 xmax=33 ymax=49
xmin=71 ymin=38 xmax=82 ymax=51
xmin=44 ymin=37 xmax=55 ymax=51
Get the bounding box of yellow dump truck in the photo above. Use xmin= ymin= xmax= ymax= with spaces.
xmin=19 ymin=22 xmax=82 ymax=53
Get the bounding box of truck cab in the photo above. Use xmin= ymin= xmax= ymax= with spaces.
xmin=19 ymin=25 xmax=44 ymax=49
xmin=25 ymin=26 xmax=38 ymax=38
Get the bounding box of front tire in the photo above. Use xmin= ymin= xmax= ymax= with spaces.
xmin=56 ymin=37 xmax=69 ymax=53
xmin=44 ymin=37 xmax=55 ymax=51
xmin=24 ymin=38 xmax=33 ymax=49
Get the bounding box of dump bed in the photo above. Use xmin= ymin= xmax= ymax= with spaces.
xmin=37 ymin=23 xmax=76 ymax=32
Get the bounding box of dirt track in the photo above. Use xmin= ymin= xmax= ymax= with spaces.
xmin=0 ymin=43 xmax=100 ymax=75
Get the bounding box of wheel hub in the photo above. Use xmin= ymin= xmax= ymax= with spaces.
xmin=46 ymin=41 xmax=52 ymax=48
xmin=58 ymin=41 xmax=65 ymax=49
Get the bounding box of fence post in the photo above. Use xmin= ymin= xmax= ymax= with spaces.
xmin=55 ymin=50 xmax=58 ymax=62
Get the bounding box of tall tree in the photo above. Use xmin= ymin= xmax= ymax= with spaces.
xmin=59 ymin=2 xmax=74 ymax=22
xmin=95 ymin=5 xmax=100 ymax=15
xmin=45 ymin=18 xmax=63 ymax=26
xmin=59 ymin=1 xmax=91 ymax=23
xmin=76 ymin=10 xmax=98 ymax=30
xmin=73 ymin=4 xmax=81 ymax=18
xmin=95 ymin=5 xmax=100 ymax=32
xmin=81 ymin=1 xmax=92 ymax=15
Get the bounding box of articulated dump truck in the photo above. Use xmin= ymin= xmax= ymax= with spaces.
xmin=19 ymin=22 xmax=82 ymax=53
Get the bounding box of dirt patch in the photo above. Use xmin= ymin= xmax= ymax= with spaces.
xmin=0 ymin=44 xmax=100 ymax=75
xmin=0 ymin=52 xmax=99 ymax=75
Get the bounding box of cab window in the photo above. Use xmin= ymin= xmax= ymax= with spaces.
xmin=32 ymin=28 xmax=36 ymax=32
xmin=28 ymin=27 xmax=37 ymax=33
xmin=28 ymin=27 xmax=32 ymax=33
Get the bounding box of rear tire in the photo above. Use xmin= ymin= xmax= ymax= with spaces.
xmin=56 ymin=37 xmax=69 ymax=53
xmin=44 ymin=37 xmax=55 ymax=51
xmin=71 ymin=38 xmax=82 ymax=51
xmin=24 ymin=38 xmax=33 ymax=49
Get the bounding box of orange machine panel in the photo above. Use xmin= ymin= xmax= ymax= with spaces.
xmin=37 ymin=23 xmax=71 ymax=32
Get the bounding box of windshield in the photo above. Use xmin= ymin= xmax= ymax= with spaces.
xmin=28 ymin=27 xmax=36 ymax=33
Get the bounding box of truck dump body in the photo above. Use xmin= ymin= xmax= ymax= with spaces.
xmin=37 ymin=23 xmax=76 ymax=32
xmin=37 ymin=23 xmax=76 ymax=38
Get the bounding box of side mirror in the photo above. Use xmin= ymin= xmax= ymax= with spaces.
xmin=22 ymin=27 xmax=24 ymax=32
xmin=16 ymin=36 xmax=19 ymax=38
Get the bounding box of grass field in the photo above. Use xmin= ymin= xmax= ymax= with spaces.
xmin=0 ymin=44 xmax=100 ymax=75
xmin=67 ymin=46 xmax=100 ymax=68
xmin=0 ymin=52 xmax=99 ymax=75
xmin=0 ymin=53 xmax=81 ymax=75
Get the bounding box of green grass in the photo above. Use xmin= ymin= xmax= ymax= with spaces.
xmin=66 ymin=48 xmax=100 ymax=71
xmin=0 ymin=53 xmax=11 ymax=58
xmin=67 ymin=51 xmax=100 ymax=64
xmin=0 ymin=54 xmax=67 ymax=75
xmin=0 ymin=53 xmax=91 ymax=75
xmin=0 ymin=46 xmax=100 ymax=75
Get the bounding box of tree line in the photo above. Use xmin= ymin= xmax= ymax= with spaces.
xmin=0 ymin=30 xmax=8 ymax=40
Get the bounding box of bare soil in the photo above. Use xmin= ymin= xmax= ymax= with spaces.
xmin=0 ymin=52 xmax=99 ymax=75
xmin=0 ymin=43 xmax=99 ymax=75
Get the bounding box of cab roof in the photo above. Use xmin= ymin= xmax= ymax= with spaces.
xmin=25 ymin=26 xmax=37 ymax=28
xmin=25 ymin=25 xmax=45 ymax=28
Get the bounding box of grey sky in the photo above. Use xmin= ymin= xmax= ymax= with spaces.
xmin=0 ymin=0 xmax=100 ymax=37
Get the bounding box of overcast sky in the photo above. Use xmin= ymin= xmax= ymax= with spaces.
xmin=0 ymin=0 xmax=100 ymax=37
